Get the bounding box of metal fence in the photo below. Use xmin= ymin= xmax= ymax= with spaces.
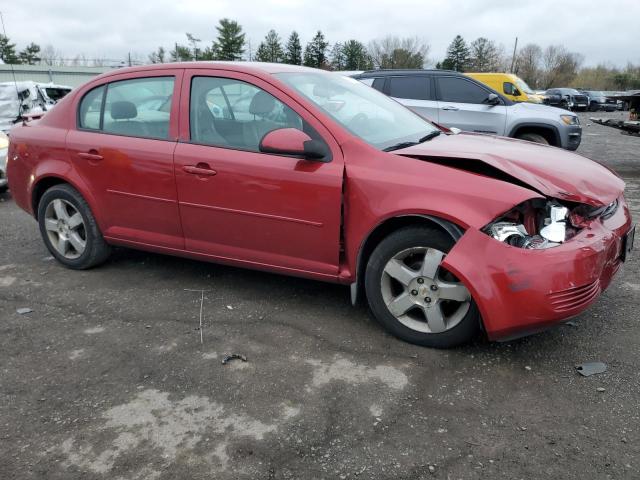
xmin=0 ymin=64 xmax=111 ymax=88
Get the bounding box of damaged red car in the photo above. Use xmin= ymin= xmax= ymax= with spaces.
xmin=6 ymin=63 xmax=635 ymax=347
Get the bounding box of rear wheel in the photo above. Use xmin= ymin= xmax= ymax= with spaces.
xmin=364 ymin=226 xmax=481 ymax=348
xmin=37 ymin=184 xmax=111 ymax=269
xmin=516 ymin=132 xmax=549 ymax=145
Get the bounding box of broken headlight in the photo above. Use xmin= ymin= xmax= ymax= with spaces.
xmin=484 ymin=199 xmax=581 ymax=249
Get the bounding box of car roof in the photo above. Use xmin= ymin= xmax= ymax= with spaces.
xmin=92 ymin=61 xmax=325 ymax=82
xmin=354 ymin=69 xmax=461 ymax=77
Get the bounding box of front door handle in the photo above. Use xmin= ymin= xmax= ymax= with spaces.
xmin=441 ymin=106 xmax=459 ymax=111
xmin=77 ymin=150 xmax=103 ymax=161
xmin=183 ymin=164 xmax=217 ymax=176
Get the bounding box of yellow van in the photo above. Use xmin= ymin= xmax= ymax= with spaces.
xmin=465 ymin=73 xmax=544 ymax=104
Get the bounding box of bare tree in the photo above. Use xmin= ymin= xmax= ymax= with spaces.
xmin=468 ymin=37 xmax=504 ymax=72
xmin=40 ymin=44 xmax=64 ymax=66
xmin=515 ymin=43 xmax=542 ymax=88
xmin=540 ymin=45 xmax=583 ymax=88
xmin=368 ymin=36 xmax=429 ymax=69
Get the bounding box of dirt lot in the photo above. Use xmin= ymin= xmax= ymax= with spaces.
xmin=1 ymin=111 xmax=639 ymax=480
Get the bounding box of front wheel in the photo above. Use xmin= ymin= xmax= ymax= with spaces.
xmin=516 ymin=132 xmax=549 ymax=145
xmin=37 ymin=184 xmax=111 ymax=269
xmin=364 ymin=226 xmax=481 ymax=348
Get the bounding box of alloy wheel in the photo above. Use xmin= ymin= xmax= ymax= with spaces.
xmin=43 ymin=199 xmax=87 ymax=259
xmin=380 ymin=247 xmax=471 ymax=334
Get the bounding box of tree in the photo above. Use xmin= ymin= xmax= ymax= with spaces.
xmin=303 ymin=31 xmax=329 ymax=68
xmin=284 ymin=31 xmax=302 ymax=65
xmin=540 ymin=45 xmax=582 ymax=88
xmin=186 ymin=33 xmax=201 ymax=60
xmin=40 ymin=45 xmax=63 ymax=66
xmin=342 ymin=40 xmax=372 ymax=70
xmin=515 ymin=43 xmax=542 ymax=88
xmin=254 ymin=29 xmax=284 ymax=63
xmin=368 ymin=36 xmax=429 ymax=69
xmin=468 ymin=37 xmax=502 ymax=72
xmin=213 ymin=18 xmax=245 ymax=61
xmin=441 ymin=35 xmax=470 ymax=72
xmin=0 ymin=35 xmax=18 ymax=64
xmin=170 ymin=44 xmax=193 ymax=62
xmin=148 ymin=46 xmax=167 ymax=64
xmin=18 ymin=42 xmax=41 ymax=65
xmin=329 ymin=42 xmax=345 ymax=70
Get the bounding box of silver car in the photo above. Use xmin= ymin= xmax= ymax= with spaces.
xmin=353 ymin=70 xmax=582 ymax=151
xmin=0 ymin=131 xmax=8 ymax=192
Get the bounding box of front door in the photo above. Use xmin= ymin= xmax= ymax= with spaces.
xmin=173 ymin=70 xmax=344 ymax=278
xmin=435 ymin=76 xmax=507 ymax=135
xmin=67 ymin=71 xmax=184 ymax=249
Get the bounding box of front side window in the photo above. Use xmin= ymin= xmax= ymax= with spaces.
xmin=190 ymin=77 xmax=305 ymax=151
xmin=388 ymin=76 xmax=430 ymax=100
xmin=437 ymin=77 xmax=491 ymax=104
xmin=276 ymin=72 xmax=438 ymax=151
xmin=503 ymin=82 xmax=516 ymax=95
xmin=102 ymin=77 xmax=174 ymax=139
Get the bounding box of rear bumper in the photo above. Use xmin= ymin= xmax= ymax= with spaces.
xmin=442 ymin=197 xmax=632 ymax=341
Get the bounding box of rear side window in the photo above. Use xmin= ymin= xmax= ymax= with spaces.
xmin=437 ymin=77 xmax=490 ymax=104
xmin=77 ymin=76 xmax=174 ymax=140
xmin=372 ymin=78 xmax=385 ymax=92
xmin=78 ymin=86 xmax=104 ymax=130
xmin=388 ymin=76 xmax=430 ymax=100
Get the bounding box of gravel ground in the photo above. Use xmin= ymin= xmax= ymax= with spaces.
xmin=1 ymin=111 xmax=638 ymax=479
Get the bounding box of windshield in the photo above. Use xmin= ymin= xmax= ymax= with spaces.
xmin=514 ymin=78 xmax=534 ymax=94
xmin=275 ymin=72 xmax=439 ymax=150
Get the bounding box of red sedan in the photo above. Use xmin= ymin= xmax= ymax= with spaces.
xmin=6 ymin=62 xmax=634 ymax=347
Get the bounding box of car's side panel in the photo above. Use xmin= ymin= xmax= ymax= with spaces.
xmin=173 ymin=69 xmax=345 ymax=276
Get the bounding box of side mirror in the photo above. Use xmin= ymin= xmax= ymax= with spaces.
xmin=486 ymin=93 xmax=501 ymax=106
xmin=259 ymin=128 xmax=329 ymax=161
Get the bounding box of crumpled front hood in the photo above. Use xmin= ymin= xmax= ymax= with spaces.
xmin=394 ymin=133 xmax=624 ymax=207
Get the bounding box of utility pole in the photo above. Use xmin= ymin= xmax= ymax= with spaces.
xmin=128 ymin=52 xmax=132 ymax=67
xmin=510 ymin=37 xmax=518 ymax=73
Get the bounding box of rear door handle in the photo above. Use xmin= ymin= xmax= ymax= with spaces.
xmin=183 ymin=165 xmax=217 ymax=176
xmin=77 ymin=150 xmax=103 ymax=161
xmin=441 ymin=106 xmax=459 ymax=111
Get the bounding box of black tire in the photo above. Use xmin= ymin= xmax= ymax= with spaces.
xmin=516 ymin=132 xmax=549 ymax=145
xmin=37 ymin=184 xmax=111 ymax=269
xmin=364 ymin=225 xmax=481 ymax=348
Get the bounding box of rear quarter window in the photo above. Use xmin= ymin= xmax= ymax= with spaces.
xmin=78 ymin=86 xmax=105 ymax=130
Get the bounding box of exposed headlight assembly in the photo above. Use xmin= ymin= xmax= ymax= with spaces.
xmin=484 ymin=199 xmax=576 ymax=249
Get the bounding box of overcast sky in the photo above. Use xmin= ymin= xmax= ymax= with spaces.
xmin=4 ymin=0 xmax=639 ymax=67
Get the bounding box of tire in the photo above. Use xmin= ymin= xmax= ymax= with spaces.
xmin=37 ymin=184 xmax=111 ymax=269
xmin=516 ymin=132 xmax=549 ymax=145
xmin=364 ymin=225 xmax=481 ymax=348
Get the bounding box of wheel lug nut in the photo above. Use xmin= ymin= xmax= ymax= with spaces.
xmin=411 ymin=290 xmax=418 ymax=296
xmin=430 ymin=285 xmax=438 ymax=291
xmin=425 ymin=297 xmax=432 ymax=303
xmin=417 ymin=278 xmax=424 ymax=284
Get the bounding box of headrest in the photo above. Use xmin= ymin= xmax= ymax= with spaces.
xmin=110 ymin=101 xmax=137 ymax=120
xmin=249 ymin=91 xmax=275 ymax=116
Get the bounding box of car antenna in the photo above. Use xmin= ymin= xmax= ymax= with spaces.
xmin=0 ymin=11 xmax=22 ymax=123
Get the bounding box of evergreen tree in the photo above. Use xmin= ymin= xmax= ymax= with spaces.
xmin=342 ymin=40 xmax=372 ymax=70
xmin=284 ymin=31 xmax=302 ymax=65
xmin=148 ymin=46 xmax=166 ymax=64
xmin=18 ymin=42 xmax=41 ymax=65
xmin=254 ymin=30 xmax=284 ymax=63
xmin=303 ymin=31 xmax=329 ymax=68
xmin=0 ymin=35 xmax=19 ymax=64
xmin=441 ymin=35 xmax=470 ymax=72
xmin=213 ymin=18 xmax=245 ymax=61
xmin=329 ymin=43 xmax=345 ymax=70
xmin=170 ymin=44 xmax=193 ymax=62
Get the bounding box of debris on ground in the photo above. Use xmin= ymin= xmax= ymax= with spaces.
xmin=221 ymin=354 xmax=247 ymax=365
xmin=16 ymin=308 xmax=33 ymax=315
xmin=565 ymin=321 xmax=577 ymax=327
xmin=596 ymin=387 xmax=606 ymax=392
xmin=575 ymin=362 xmax=607 ymax=377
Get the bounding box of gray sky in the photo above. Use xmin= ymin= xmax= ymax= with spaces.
xmin=4 ymin=0 xmax=639 ymax=66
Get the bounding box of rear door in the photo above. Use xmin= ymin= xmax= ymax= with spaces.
xmin=66 ymin=70 xmax=184 ymax=249
xmin=173 ymin=69 xmax=344 ymax=277
xmin=386 ymin=75 xmax=439 ymax=123
xmin=435 ymin=76 xmax=507 ymax=135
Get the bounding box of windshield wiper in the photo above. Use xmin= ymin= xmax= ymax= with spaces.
xmin=383 ymin=130 xmax=442 ymax=152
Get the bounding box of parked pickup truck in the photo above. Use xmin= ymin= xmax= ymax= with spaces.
xmin=353 ymin=70 xmax=582 ymax=150
xmin=543 ymin=88 xmax=589 ymax=111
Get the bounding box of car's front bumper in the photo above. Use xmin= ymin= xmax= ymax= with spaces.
xmin=442 ymin=197 xmax=633 ymax=340
xmin=564 ymin=125 xmax=582 ymax=151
